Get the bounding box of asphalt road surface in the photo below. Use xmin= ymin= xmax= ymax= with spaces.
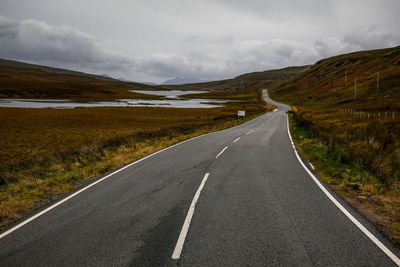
xmin=1 ymin=90 xmax=399 ymax=266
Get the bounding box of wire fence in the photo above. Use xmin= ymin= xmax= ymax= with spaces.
xmin=338 ymin=109 xmax=399 ymax=121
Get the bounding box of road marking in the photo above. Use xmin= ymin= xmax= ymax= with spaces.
xmin=286 ymin=115 xmax=400 ymax=266
xmin=172 ymin=173 xmax=210 ymax=260
xmin=246 ymin=130 xmax=254 ymax=135
xmin=233 ymin=137 xmax=240 ymax=143
xmin=216 ymin=146 xmax=228 ymax=158
xmin=273 ymin=109 xmax=278 ymax=112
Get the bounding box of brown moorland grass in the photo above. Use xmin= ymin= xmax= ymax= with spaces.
xmin=270 ymin=46 xmax=400 ymax=188
xmin=288 ymin=112 xmax=400 ymax=243
xmin=0 ymin=88 xmax=273 ymax=230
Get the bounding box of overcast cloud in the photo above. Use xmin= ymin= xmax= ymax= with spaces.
xmin=0 ymin=0 xmax=399 ymax=83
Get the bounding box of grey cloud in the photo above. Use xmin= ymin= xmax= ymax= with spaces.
xmin=139 ymin=53 xmax=225 ymax=80
xmin=0 ymin=16 xmax=19 ymax=40
xmin=344 ymin=26 xmax=400 ymax=50
xmin=235 ymin=39 xmax=319 ymax=69
xmin=0 ymin=15 xmax=134 ymax=74
xmin=183 ymin=35 xmax=235 ymax=45
xmin=313 ymin=26 xmax=400 ymax=59
xmin=313 ymin=37 xmax=355 ymax=58
xmin=137 ymin=39 xmax=320 ymax=81
xmin=213 ymin=0 xmax=331 ymax=18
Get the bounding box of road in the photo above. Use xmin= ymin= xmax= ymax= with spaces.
xmin=0 ymin=90 xmax=399 ymax=266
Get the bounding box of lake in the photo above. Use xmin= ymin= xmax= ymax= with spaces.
xmin=131 ymin=90 xmax=207 ymax=99
xmin=0 ymin=90 xmax=226 ymax=109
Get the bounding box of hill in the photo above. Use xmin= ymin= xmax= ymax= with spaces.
xmin=0 ymin=57 xmax=309 ymax=101
xmin=161 ymin=66 xmax=309 ymax=101
xmin=0 ymin=58 xmax=162 ymax=101
xmin=270 ymin=46 xmax=400 ymax=111
xmin=0 ymin=58 xmax=116 ymax=81
xmin=171 ymin=66 xmax=309 ymax=91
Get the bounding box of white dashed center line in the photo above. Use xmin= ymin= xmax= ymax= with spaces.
xmin=172 ymin=173 xmax=210 ymax=260
xmin=216 ymin=146 xmax=228 ymax=158
xmin=233 ymin=137 xmax=240 ymax=143
xmin=246 ymin=130 xmax=254 ymax=135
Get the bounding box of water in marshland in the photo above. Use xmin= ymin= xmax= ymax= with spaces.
xmin=131 ymin=90 xmax=207 ymax=99
xmin=0 ymin=91 xmax=226 ymax=109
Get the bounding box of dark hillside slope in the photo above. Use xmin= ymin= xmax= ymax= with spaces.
xmin=0 ymin=58 xmax=115 ymax=81
xmin=270 ymin=46 xmax=400 ymax=111
xmin=0 ymin=58 xmax=161 ymax=101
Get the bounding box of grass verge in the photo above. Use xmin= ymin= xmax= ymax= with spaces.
xmin=0 ymin=89 xmax=274 ymax=230
xmin=288 ymin=111 xmax=400 ymax=244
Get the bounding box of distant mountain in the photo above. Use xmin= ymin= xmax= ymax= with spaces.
xmin=142 ymin=82 xmax=158 ymax=86
xmin=117 ymin=77 xmax=135 ymax=82
xmin=162 ymin=77 xmax=209 ymax=85
xmin=101 ymin=74 xmax=113 ymax=79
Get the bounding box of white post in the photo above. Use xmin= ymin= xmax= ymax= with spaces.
xmin=354 ymin=79 xmax=357 ymax=101
xmin=377 ymin=72 xmax=379 ymax=94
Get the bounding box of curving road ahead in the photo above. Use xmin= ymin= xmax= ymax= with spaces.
xmin=0 ymin=90 xmax=399 ymax=266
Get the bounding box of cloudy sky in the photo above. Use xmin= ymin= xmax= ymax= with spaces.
xmin=1 ymin=0 xmax=399 ymax=83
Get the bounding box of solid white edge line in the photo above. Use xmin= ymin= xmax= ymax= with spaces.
xmin=172 ymin=173 xmax=210 ymax=260
xmin=286 ymin=114 xmax=400 ymax=266
xmin=246 ymin=129 xmax=254 ymax=135
xmin=216 ymin=146 xmax=228 ymax=159
xmin=0 ymin=110 xmax=271 ymax=240
xmin=233 ymin=137 xmax=240 ymax=143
